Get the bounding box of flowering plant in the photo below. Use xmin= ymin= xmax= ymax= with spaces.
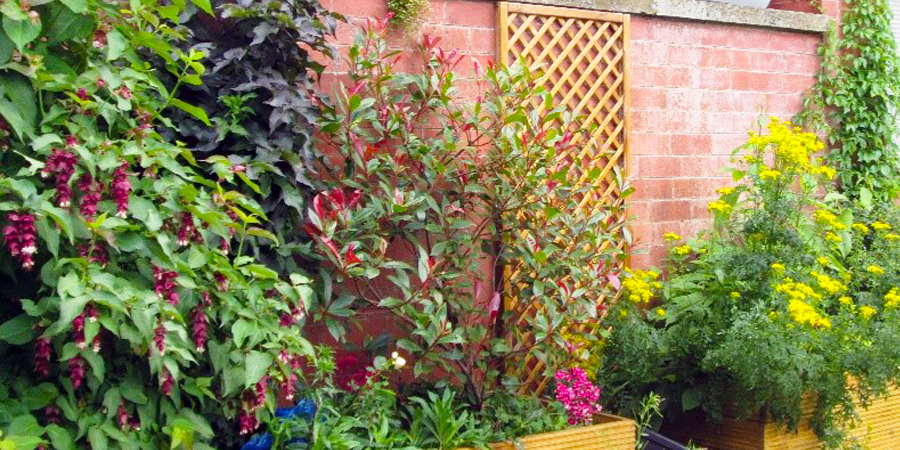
xmin=601 ymin=118 xmax=900 ymax=446
xmin=307 ymin=19 xmax=629 ymax=405
xmin=0 ymin=0 xmax=318 ymax=447
xmin=554 ymin=367 xmax=603 ymax=425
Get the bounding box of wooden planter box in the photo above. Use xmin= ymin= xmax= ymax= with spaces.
xmin=664 ymin=386 xmax=900 ymax=449
xmin=464 ymin=413 xmax=635 ymax=450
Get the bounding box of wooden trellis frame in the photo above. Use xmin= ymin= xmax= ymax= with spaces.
xmin=498 ymin=1 xmax=631 ymax=395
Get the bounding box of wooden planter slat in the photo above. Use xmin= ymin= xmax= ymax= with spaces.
xmin=665 ymin=385 xmax=900 ymax=449
xmin=461 ymin=413 xmax=635 ymax=450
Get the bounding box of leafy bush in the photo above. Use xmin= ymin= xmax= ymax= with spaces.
xmin=163 ymin=0 xmax=339 ymax=274
xmin=307 ymin=19 xmax=630 ymax=405
xmin=600 ymin=118 xmax=900 ymax=446
xmin=0 ymin=1 xmax=319 ymax=447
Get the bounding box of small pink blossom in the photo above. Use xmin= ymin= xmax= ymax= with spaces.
xmin=110 ymin=162 xmax=131 ymax=217
xmin=3 ymin=212 xmax=36 ymax=269
xmin=555 ymin=367 xmax=603 ymax=425
xmin=33 ymin=337 xmax=52 ymax=378
xmin=69 ymin=355 xmax=86 ymax=390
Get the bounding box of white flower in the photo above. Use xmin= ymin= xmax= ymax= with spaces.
xmin=391 ymin=351 xmax=407 ymax=369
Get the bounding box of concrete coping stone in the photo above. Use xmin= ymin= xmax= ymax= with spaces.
xmin=509 ymin=0 xmax=832 ymax=33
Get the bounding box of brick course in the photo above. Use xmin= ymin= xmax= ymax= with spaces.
xmin=325 ymin=0 xmax=836 ymax=268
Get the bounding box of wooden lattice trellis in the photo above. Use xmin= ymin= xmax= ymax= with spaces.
xmin=498 ymin=2 xmax=631 ymax=395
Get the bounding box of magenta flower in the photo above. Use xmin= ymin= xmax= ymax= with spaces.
xmin=43 ymin=148 xmax=78 ymax=207
xmin=72 ymin=313 xmax=86 ymax=350
xmin=69 ymin=355 xmax=86 ymax=390
xmin=191 ymin=305 xmax=209 ymax=353
xmin=110 ymin=162 xmax=131 ymax=217
xmin=177 ymin=212 xmax=195 ymax=246
xmin=33 ymin=337 xmax=52 ymax=378
xmin=160 ymin=370 xmax=174 ymax=396
xmin=4 ymin=212 xmax=38 ymax=270
xmin=554 ymin=367 xmax=603 ymax=425
xmin=238 ymin=409 xmax=258 ymax=435
xmin=76 ymin=173 xmax=103 ymax=219
xmin=153 ymin=266 xmax=179 ymax=305
xmin=153 ymin=321 xmax=166 ymax=355
xmin=117 ymin=403 xmax=130 ymax=430
xmin=78 ymin=242 xmax=109 ymax=266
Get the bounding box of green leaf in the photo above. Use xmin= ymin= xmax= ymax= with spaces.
xmin=45 ymin=425 xmax=75 ymax=450
xmin=681 ymin=388 xmax=701 ymax=411
xmin=244 ymin=351 xmax=272 ymax=387
xmin=58 ymin=0 xmax=87 ymax=14
xmin=2 ymin=16 xmax=40 ymax=50
xmin=120 ymin=378 xmax=148 ymax=404
xmin=190 ymin=0 xmax=213 ymax=15
xmin=169 ymin=98 xmax=211 ymax=126
xmin=105 ymin=30 xmax=126 ymax=60
xmin=0 ymin=72 xmax=36 ymax=138
xmin=22 ymin=383 xmax=57 ymax=410
xmin=0 ymin=30 xmax=13 ymax=64
xmin=44 ymin=4 xmax=91 ymax=44
xmin=0 ymin=314 xmax=36 ymax=345
xmin=129 ymin=197 xmax=163 ymax=231
xmin=231 ymin=319 xmax=253 ymax=348
xmin=82 ymin=349 xmax=106 ymax=383
xmin=87 ymin=427 xmax=108 ymax=450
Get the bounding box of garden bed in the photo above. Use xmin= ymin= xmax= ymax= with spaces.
xmin=664 ymin=385 xmax=900 ymax=449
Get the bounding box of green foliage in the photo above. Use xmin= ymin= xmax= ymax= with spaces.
xmin=387 ymin=0 xmax=430 ymax=30
xmin=163 ymin=0 xmax=340 ymax=275
xmin=600 ymin=119 xmax=900 ymax=447
xmin=798 ymin=0 xmax=900 ymax=201
xmin=0 ymin=0 xmax=320 ymax=447
xmin=635 ymin=392 xmax=663 ymax=450
xmin=309 ymin=21 xmax=629 ymax=405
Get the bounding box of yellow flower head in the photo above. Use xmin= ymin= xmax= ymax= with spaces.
xmin=885 ymin=288 xmax=900 ymax=309
xmin=663 ymin=232 xmax=682 ymax=242
xmin=716 ymin=187 xmax=735 ymax=196
xmin=759 ymin=169 xmax=782 ymax=181
xmin=619 ymin=309 xmax=628 ymax=317
xmin=872 ymin=221 xmax=892 ymax=232
xmin=859 ymin=305 xmax=877 ymax=320
xmin=655 ymin=308 xmax=666 ymax=317
xmin=867 ymin=265 xmax=885 ymax=276
xmin=810 ymin=271 xmax=847 ymax=295
xmin=884 ymin=233 xmax=900 ymax=241
xmin=852 ymin=223 xmax=871 ymax=235
xmin=817 ymin=256 xmax=830 ymax=266
xmin=707 ymin=200 xmax=732 ymax=214
xmin=672 ymin=245 xmax=692 ymax=256
xmin=812 ymin=165 xmax=837 ymax=180
xmin=622 ymin=269 xmax=660 ymax=304
xmin=730 ymin=291 xmax=741 ymax=300
xmin=825 ymin=232 xmax=842 ymax=243
xmin=771 ymin=262 xmax=786 ymax=273
xmin=839 ymin=296 xmax=854 ymax=306
xmin=787 ymin=298 xmax=831 ymax=329
xmin=814 ymin=210 xmax=846 ymax=230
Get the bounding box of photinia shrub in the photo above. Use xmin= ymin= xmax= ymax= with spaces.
xmin=308 ymin=19 xmax=630 ymax=405
xmin=0 ymin=0 xmax=316 ymax=448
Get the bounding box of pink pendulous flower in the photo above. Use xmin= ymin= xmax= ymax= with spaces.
xmin=33 ymin=337 xmax=52 ymax=378
xmin=238 ymin=409 xmax=258 ymax=435
xmin=76 ymin=88 xmax=90 ymax=101
xmin=78 ymin=242 xmax=109 ymax=266
xmin=253 ymin=376 xmax=268 ymax=409
xmin=72 ymin=313 xmax=86 ymax=350
xmin=44 ymin=405 xmax=61 ymax=424
xmin=554 ymin=367 xmax=603 ymax=425
xmin=281 ymin=371 xmax=299 ymax=401
xmin=4 ymin=212 xmax=38 ymax=270
xmin=110 ymin=162 xmax=131 ymax=218
xmin=117 ymin=403 xmax=130 ymax=430
xmin=92 ymin=29 xmax=107 ymax=48
xmin=177 ymin=212 xmax=195 ymax=246
xmin=153 ymin=266 xmax=179 ymax=305
xmin=76 ymin=174 xmax=103 ymax=220
xmin=160 ymin=370 xmax=174 ymax=396
xmin=43 ymin=148 xmax=78 ymax=207
xmin=153 ymin=321 xmax=166 ymax=355
xmin=69 ymin=355 xmax=86 ymax=390
xmin=191 ymin=304 xmax=209 ymax=353
xmin=214 ymin=272 xmax=228 ymax=292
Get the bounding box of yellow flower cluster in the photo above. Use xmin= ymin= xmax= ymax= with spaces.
xmin=663 ymin=232 xmax=682 ymax=242
xmin=885 ymin=288 xmax=900 ymax=309
xmin=655 ymin=308 xmax=666 ymax=317
xmin=825 ymin=232 xmax=843 ymax=243
xmin=817 ymin=256 xmax=830 ymax=266
xmin=787 ymin=299 xmax=831 ymax=329
xmin=747 ymin=118 xmax=825 ymax=171
xmin=859 ymin=305 xmax=877 ymax=320
xmin=872 ymin=221 xmax=892 ymax=232
xmin=852 ymin=223 xmax=871 ymax=234
xmin=810 ymin=271 xmax=847 ymax=295
xmin=839 ymin=296 xmax=854 ymax=306
xmin=867 ymin=265 xmax=885 ymax=275
xmin=814 ymin=209 xmax=846 ymax=230
xmin=811 ymin=165 xmax=837 ymax=180
xmin=759 ymin=169 xmax=782 ymax=181
xmin=716 ymin=187 xmax=735 ymax=196
xmin=884 ymin=233 xmax=900 ymax=241
xmin=622 ymin=269 xmax=661 ymax=303
xmin=775 ymin=278 xmax=822 ymax=302
xmin=771 ymin=262 xmax=786 ymax=273
xmin=672 ymin=245 xmax=692 ymax=256
xmin=730 ymin=291 xmax=741 ymax=299
xmin=707 ymin=200 xmax=732 ymax=214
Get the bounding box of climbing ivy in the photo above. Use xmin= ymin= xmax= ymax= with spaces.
xmin=797 ymin=0 xmax=900 ymax=202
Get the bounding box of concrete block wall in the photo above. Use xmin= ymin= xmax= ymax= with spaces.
xmin=323 ymin=0 xmax=837 ymax=268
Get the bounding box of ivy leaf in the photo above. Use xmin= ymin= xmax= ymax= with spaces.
xmin=2 ymin=16 xmax=40 ymax=50
xmin=244 ymin=351 xmax=272 ymax=387
xmin=0 ymin=314 xmax=36 ymax=345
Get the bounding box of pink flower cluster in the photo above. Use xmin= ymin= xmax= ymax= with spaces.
xmin=69 ymin=355 xmax=86 ymax=390
xmin=153 ymin=267 xmax=179 ymax=305
xmin=279 ymin=350 xmax=302 ymax=401
xmin=110 ymin=162 xmax=131 ymax=217
xmin=177 ymin=212 xmax=202 ymax=246
xmin=554 ymin=367 xmax=603 ymax=425
xmin=33 ymin=337 xmax=52 ymax=378
xmin=191 ymin=292 xmax=211 ymax=352
xmin=42 ymin=148 xmax=78 ymax=207
xmin=160 ymin=369 xmax=174 ymax=396
xmin=76 ymin=173 xmax=103 ymax=219
xmin=4 ymin=212 xmax=37 ymax=270
xmin=153 ymin=321 xmax=166 ymax=355
xmin=238 ymin=376 xmax=270 ymax=435
xmin=77 ymin=242 xmax=109 ymax=266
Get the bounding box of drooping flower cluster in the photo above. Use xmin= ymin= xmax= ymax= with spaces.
xmin=4 ymin=212 xmax=37 ymax=270
xmin=191 ymin=292 xmax=211 ymax=353
xmin=68 ymin=355 xmax=86 ymax=390
xmin=77 ymin=241 xmax=109 ymax=266
xmin=76 ymin=173 xmax=103 ymax=219
xmin=72 ymin=313 xmax=87 ymax=349
xmin=153 ymin=267 xmax=179 ymax=305
xmin=160 ymin=370 xmax=174 ymax=396
xmin=42 ymin=148 xmax=78 ymax=207
xmin=110 ymin=162 xmax=131 ymax=217
xmin=153 ymin=321 xmax=166 ymax=355
xmin=554 ymin=367 xmax=603 ymax=425
xmin=177 ymin=212 xmax=202 ymax=246
xmin=621 ymin=269 xmax=661 ymax=304
xmin=33 ymin=337 xmax=52 ymax=378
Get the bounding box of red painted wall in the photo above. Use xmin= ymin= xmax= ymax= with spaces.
xmin=323 ymin=0 xmax=837 ymax=268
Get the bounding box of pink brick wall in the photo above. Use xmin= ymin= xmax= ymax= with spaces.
xmin=324 ymin=0 xmax=836 ymax=268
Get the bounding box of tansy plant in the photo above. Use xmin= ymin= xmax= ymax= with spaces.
xmin=307 ymin=19 xmax=630 ymax=407
xmin=600 ymin=118 xmax=900 ymax=447
xmin=0 ymin=1 xmax=320 ymax=448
